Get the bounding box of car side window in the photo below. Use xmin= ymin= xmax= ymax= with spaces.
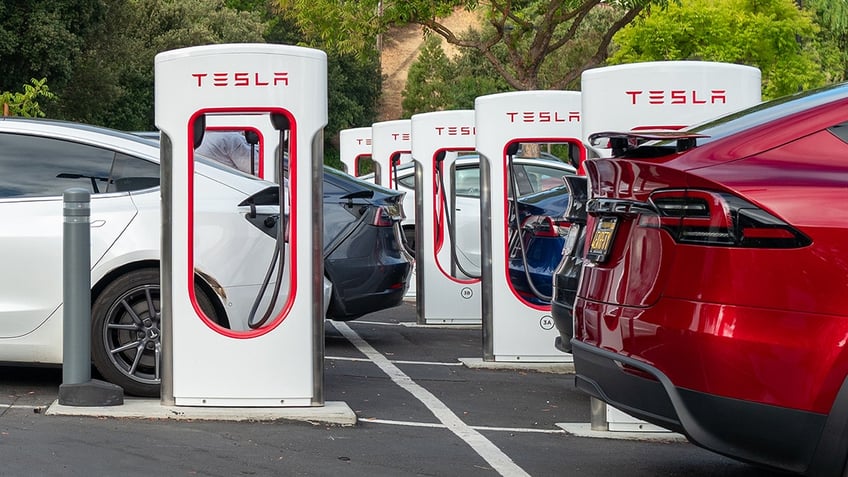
xmin=108 ymin=153 xmax=160 ymax=192
xmin=397 ymin=173 xmax=415 ymax=189
xmin=828 ymin=122 xmax=848 ymax=144
xmin=454 ymin=167 xmax=480 ymax=198
xmin=523 ymin=164 xmax=574 ymax=193
xmin=0 ymin=133 xmax=114 ymax=198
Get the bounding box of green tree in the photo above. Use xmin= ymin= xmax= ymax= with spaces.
xmin=0 ymin=1 xmax=104 ymax=94
xmin=805 ymin=0 xmax=848 ymax=79
xmin=0 ymin=0 xmax=381 ymax=166
xmin=324 ymin=50 xmax=383 ymax=168
xmin=262 ymin=6 xmax=382 ymax=168
xmin=401 ymin=34 xmax=511 ymax=116
xmin=401 ymin=37 xmax=456 ymax=115
xmin=609 ymin=0 xmax=843 ymax=98
xmin=281 ymin=0 xmax=667 ymax=90
xmin=59 ymin=0 xmax=266 ymax=130
xmin=0 ymin=78 xmax=57 ymax=118
xmin=401 ymin=4 xmax=621 ymax=115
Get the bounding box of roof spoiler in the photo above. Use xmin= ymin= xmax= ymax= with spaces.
xmin=588 ymin=130 xmax=710 ymax=156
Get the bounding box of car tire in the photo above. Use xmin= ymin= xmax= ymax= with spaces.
xmin=91 ymin=268 xmax=221 ymax=397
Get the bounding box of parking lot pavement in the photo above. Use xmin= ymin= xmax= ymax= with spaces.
xmin=0 ymin=301 xmax=787 ymax=476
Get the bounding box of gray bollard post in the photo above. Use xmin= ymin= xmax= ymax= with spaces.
xmin=590 ymin=397 xmax=608 ymax=431
xmin=58 ymin=188 xmax=124 ymax=407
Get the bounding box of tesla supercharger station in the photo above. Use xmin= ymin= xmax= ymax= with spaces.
xmin=339 ymin=127 xmax=372 ymax=177
xmin=371 ymin=119 xmax=416 ymax=298
xmin=156 ymin=44 xmax=326 ymax=407
xmin=412 ymin=110 xmax=479 ymax=325
xmin=580 ymin=60 xmax=761 ymax=431
xmin=582 ymin=61 xmax=762 ymax=155
xmin=371 ymin=119 xmax=412 ymax=188
xmin=476 ymin=90 xmax=584 ymax=362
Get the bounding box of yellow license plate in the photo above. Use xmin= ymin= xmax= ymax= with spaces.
xmin=587 ymin=217 xmax=618 ymax=263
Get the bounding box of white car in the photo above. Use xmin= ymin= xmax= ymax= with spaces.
xmin=365 ymin=153 xmax=577 ymax=276
xmin=0 ymin=117 xmax=300 ymax=396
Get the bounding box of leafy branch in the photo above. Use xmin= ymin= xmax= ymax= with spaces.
xmin=1 ymin=78 xmax=57 ymax=117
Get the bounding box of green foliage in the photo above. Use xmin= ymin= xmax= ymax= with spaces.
xmin=277 ymin=0 xmax=392 ymax=55
xmin=283 ymin=0 xmax=662 ymax=90
xmin=56 ymin=0 xmax=266 ymax=130
xmin=401 ymin=4 xmax=623 ymax=113
xmin=324 ymin=50 xmax=382 ymax=168
xmin=264 ymin=5 xmax=382 ymax=168
xmin=804 ymin=0 xmax=848 ymax=80
xmin=610 ymin=0 xmax=843 ymax=98
xmin=402 ymin=37 xmax=455 ymax=115
xmin=401 ymin=35 xmax=509 ymax=116
xmin=0 ymin=0 xmax=381 ymax=168
xmin=0 ymin=78 xmax=57 ymax=117
xmin=0 ymin=1 xmax=104 ymax=94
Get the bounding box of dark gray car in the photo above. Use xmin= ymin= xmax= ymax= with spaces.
xmin=322 ymin=166 xmax=411 ymax=320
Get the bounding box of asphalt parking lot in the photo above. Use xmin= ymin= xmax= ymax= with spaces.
xmin=1 ymin=301 xmax=787 ymax=476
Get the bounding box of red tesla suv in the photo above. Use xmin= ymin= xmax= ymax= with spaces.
xmin=572 ymin=82 xmax=848 ymax=475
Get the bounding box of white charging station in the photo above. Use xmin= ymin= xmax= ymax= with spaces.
xmin=476 ymin=90 xmax=584 ymax=362
xmin=582 ymin=61 xmax=761 ymax=154
xmin=580 ymin=60 xmax=762 ymax=431
xmin=371 ymin=118 xmax=416 ymax=298
xmin=156 ymin=43 xmax=326 ymax=407
xmin=339 ymin=127 xmax=372 ymax=177
xmin=371 ymin=119 xmax=412 ymax=188
xmin=412 ymin=110 xmax=480 ymax=325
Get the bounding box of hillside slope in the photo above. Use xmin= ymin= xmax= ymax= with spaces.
xmin=378 ymin=9 xmax=481 ymax=120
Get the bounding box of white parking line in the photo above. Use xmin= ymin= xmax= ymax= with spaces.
xmin=331 ymin=321 xmax=531 ymax=477
xmin=362 ymin=417 xmax=567 ymax=434
xmin=0 ymin=403 xmax=44 ymax=411
xmin=326 ymin=355 xmax=463 ymax=366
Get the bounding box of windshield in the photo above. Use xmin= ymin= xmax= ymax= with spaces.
xmin=689 ymin=83 xmax=848 ymax=146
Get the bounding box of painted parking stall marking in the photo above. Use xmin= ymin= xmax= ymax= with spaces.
xmin=331 ymin=321 xmax=531 ymax=477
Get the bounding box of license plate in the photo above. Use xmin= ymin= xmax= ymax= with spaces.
xmin=587 ymin=217 xmax=618 ymax=263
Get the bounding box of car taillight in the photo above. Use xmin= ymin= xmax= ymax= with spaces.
xmin=373 ymin=204 xmax=401 ymax=227
xmin=645 ymin=189 xmax=811 ymax=248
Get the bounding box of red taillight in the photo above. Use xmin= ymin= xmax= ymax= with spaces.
xmin=373 ymin=202 xmax=404 ymax=227
xmin=646 ymin=189 xmax=811 ymax=248
xmin=373 ymin=206 xmax=395 ymax=227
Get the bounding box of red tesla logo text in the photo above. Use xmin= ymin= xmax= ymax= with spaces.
xmin=390 ymin=133 xmax=411 ymax=141
xmin=434 ymin=126 xmax=475 ymax=136
xmin=191 ymin=72 xmax=289 ymax=87
xmin=505 ymin=111 xmax=580 ymax=123
xmin=354 ymin=138 xmax=372 ymax=146
xmin=625 ymin=89 xmax=727 ymax=105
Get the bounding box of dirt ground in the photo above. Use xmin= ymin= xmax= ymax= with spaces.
xmin=378 ymin=8 xmax=481 ymax=120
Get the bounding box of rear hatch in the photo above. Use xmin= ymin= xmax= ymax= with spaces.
xmin=580 ymin=129 xmax=815 ymax=309
xmin=580 ymin=149 xmax=693 ymax=307
xmin=577 ymin=88 xmax=848 ymax=307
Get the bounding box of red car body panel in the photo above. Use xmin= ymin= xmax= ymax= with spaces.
xmin=574 ymin=84 xmax=848 ymax=473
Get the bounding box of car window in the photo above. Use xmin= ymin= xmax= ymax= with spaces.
xmin=454 ymin=167 xmax=481 ymax=198
xmin=323 ymin=177 xmax=348 ymax=196
xmin=322 ymin=172 xmax=365 ymax=251
xmin=108 ymin=153 xmax=160 ymax=192
xmin=397 ymin=172 xmax=415 ymax=189
xmin=523 ymin=164 xmax=573 ymax=193
xmin=0 ymin=133 xmax=115 ymax=198
xmin=828 ymin=122 xmax=848 ymax=144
